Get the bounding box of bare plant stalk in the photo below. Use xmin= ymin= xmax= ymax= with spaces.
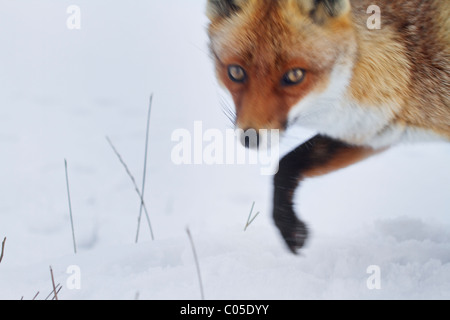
xmin=45 ymin=283 xmax=61 ymax=300
xmin=65 ymin=160 xmax=77 ymax=254
xmin=136 ymin=94 xmax=153 ymax=243
xmin=247 ymin=212 xmax=260 ymax=230
xmin=32 ymin=292 xmax=40 ymax=300
xmin=244 ymin=201 xmax=260 ymax=231
xmin=106 ymin=136 xmax=154 ymax=240
xmin=49 ymin=266 xmax=58 ymax=301
xmin=244 ymin=201 xmax=255 ymax=231
xmin=0 ymin=237 xmax=6 ymax=264
xmin=186 ymin=227 xmax=204 ymax=300
xmin=52 ymin=286 xmax=62 ymax=301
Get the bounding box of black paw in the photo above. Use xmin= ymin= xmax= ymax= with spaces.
xmin=281 ymin=219 xmax=308 ymax=254
xmin=274 ymin=209 xmax=309 ymax=254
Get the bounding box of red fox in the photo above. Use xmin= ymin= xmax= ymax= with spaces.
xmin=206 ymin=0 xmax=450 ymax=253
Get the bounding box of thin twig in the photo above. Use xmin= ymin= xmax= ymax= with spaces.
xmin=106 ymin=136 xmax=154 ymax=240
xmin=0 ymin=237 xmax=6 ymax=264
xmin=65 ymin=160 xmax=77 ymax=254
xmin=49 ymin=266 xmax=58 ymax=301
xmin=45 ymin=283 xmax=61 ymax=300
xmin=52 ymin=286 xmax=62 ymax=301
xmin=246 ymin=211 xmax=260 ymax=230
xmin=244 ymin=201 xmax=260 ymax=231
xmin=136 ymin=94 xmax=153 ymax=243
xmin=32 ymin=291 xmax=40 ymax=300
xmin=186 ymin=227 xmax=204 ymax=300
xmin=244 ymin=202 xmax=255 ymax=231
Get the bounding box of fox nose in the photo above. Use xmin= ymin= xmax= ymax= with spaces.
xmin=239 ymin=128 xmax=260 ymax=149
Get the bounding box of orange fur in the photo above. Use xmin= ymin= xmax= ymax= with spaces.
xmin=207 ymin=0 xmax=450 ymax=145
xmin=303 ymin=146 xmax=383 ymax=178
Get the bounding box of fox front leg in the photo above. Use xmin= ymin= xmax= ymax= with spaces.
xmin=273 ymin=135 xmax=383 ymax=254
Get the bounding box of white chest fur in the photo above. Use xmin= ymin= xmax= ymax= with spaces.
xmin=287 ymin=63 xmax=445 ymax=149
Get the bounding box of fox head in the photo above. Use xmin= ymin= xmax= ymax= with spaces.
xmin=207 ymin=0 xmax=357 ymax=146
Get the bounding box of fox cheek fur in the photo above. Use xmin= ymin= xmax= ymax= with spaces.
xmin=206 ymin=0 xmax=450 ymax=253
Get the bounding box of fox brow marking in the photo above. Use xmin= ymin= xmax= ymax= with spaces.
xmin=210 ymin=47 xmax=225 ymax=66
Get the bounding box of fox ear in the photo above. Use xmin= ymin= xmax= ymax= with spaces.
xmin=297 ymin=0 xmax=351 ymax=24
xmin=206 ymin=0 xmax=246 ymax=20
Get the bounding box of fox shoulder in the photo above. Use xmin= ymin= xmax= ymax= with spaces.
xmin=349 ymin=0 xmax=450 ymax=144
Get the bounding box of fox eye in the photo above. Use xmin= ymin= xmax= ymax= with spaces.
xmin=281 ymin=68 xmax=305 ymax=86
xmin=228 ymin=65 xmax=247 ymax=83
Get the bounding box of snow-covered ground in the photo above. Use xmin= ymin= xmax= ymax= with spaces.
xmin=0 ymin=0 xmax=449 ymax=300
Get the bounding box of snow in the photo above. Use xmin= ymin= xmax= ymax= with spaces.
xmin=0 ymin=0 xmax=449 ymax=300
